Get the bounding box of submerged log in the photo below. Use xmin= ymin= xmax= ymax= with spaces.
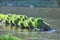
xmin=0 ymin=13 xmax=52 ymax=32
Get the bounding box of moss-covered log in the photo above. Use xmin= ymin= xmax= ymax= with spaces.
xmin=0 ymin=13 xmax=51 ymax=32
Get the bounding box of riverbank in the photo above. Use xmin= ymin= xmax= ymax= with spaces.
xmin=0 ymin=6 xmax=60 ymax=18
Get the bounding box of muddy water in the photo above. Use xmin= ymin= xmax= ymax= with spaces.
xmin=0 ymin=19 xmax=60 ymax=40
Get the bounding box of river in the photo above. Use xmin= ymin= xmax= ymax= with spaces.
xmin=0 ymin=18 xmax=60 ymax=40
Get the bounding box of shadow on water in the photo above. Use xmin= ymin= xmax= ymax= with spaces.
xmin=0 ymin=22 xmax=60 ymax=40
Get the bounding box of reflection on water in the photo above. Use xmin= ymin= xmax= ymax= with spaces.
xmin=0 ymin=22 xmax=60 ymax=40
xmin=46 ymin=30 xmax=55 ymax=33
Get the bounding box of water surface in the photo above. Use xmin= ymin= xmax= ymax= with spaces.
xmin=0 ymin=19 xmax=60 ymax=40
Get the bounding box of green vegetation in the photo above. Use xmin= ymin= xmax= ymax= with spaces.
xmin=0 ymin=13 xmax=5 ymax=21
xmin=0 ymin=34 xmax=20 ymax=40
xmin=33 ymin=18 xmax=44 ymax=28
xmin=0 ymin=13 xmax=51 ymax=31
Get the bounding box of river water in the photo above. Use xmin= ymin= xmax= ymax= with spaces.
xmin=0 ymin=19 xmax=60 ymax=40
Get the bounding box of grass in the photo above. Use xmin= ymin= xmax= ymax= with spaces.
xmin=0 ymin=34 xmax=20 ymax=40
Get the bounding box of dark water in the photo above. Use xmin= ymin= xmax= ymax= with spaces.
xmin=0 ymin=19 xmax=60 ymax=40
xmin=0 ymin=0 xmax=58 ymax=7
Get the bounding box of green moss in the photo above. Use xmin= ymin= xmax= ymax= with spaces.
xmin=0 ymin=13 xmax=50 ymax=31
xmin=24 ymin=20 xmax=28 ymax=27
xmin=0 ymin=34 xmax=20 ymax=40
xmin=25 ymin=19 xmax=34 ymax=29
xmin=22 ymin=15 xmax=28 ymax=20
xmin=11 ymin=14 xmax=17 ymax=24
xmin=18 ymin=21 xmax=24 ymax=27
xmin=0 ymin=14 xmax=5 ymax=21
xmin=28 ymin=17 xmax=35 ymax=22
xmin=33 ymin=18 xmax=44 ymax=29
